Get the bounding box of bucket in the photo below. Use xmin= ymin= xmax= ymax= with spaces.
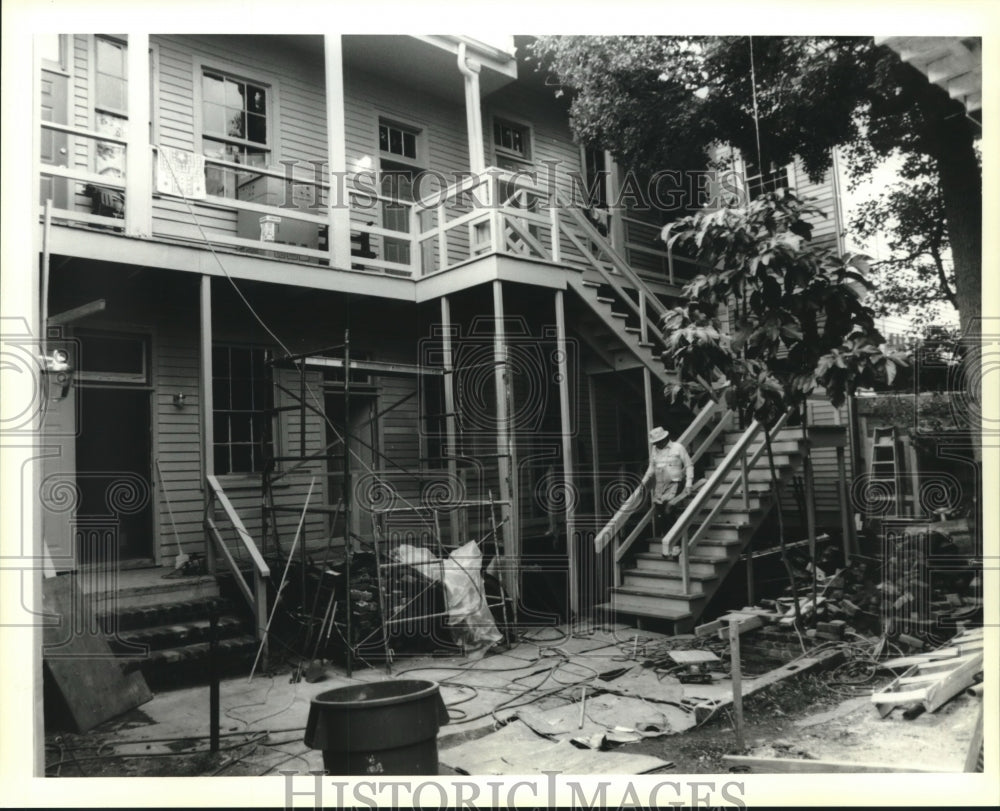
xmin=304 ymin=680 xmax=449 ymax=775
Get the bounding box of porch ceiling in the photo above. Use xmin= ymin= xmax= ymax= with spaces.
xmin=342 ymin=35 xmax=517 ymax=101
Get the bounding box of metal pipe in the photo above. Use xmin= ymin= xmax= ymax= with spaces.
xmin=209 ymin=610 xmax=219 ymax=752
xmin=457 ymin=43 xmax=485 ymax=175
xmin=343 ymin=328 xmax=352 ymax=678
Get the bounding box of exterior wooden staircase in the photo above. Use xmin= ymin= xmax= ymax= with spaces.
xmin=594 ymin=404 xmax=807 ymax=633
xmin=567 ymin=276 xmax=674 ymax=387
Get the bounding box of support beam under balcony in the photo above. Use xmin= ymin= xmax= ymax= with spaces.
xmin=125 ymin=33 xmax=151 ymax=237
xmin=200 ymin=275 xmax=214 ymax=492
xmin=555 ymin=289 xmax=578 ymax=616
xmin=440 ymin=295 xmax=460 ymax=546
xmin=493 ymin=280 xmax=517 ymax=603
xmin=325 ymin=34 xmax=351 ymax=270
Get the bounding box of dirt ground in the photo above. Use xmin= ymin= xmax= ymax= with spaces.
xmin=44 ymin=629 xmax=983 ymax=778
xmin=618 ymin=668 xmax=981 ymax=773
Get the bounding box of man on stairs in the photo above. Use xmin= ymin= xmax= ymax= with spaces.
xmin=647 ymin=425 xmax=694 ymax=560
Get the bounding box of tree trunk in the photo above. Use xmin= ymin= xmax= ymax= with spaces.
xmin=918 ymin=84 xmax=981 ymax=458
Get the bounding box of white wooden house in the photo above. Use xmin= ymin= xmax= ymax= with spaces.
xmin=34 ymin=34 xmax=855 ymax=650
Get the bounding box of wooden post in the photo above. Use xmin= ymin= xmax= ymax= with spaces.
xmin=343 ymin=330 xmax=353 ymax=677
xmin=643 ymin=368 xmax=654 ymax=435
xmin=200 ymin=275 xmax=214 ymax=530
xmin=606 ymin=153 xmax=626 ymax=252
xmin=836 ymin=445 xmax=853 ymax=563
xmin=729 ymin=618 xmax=745 ymax=751
xmin=587 ymin=375 xmax=601 ymax=519
xmin=125 ymin=33 xmax=151 ymax=237
xmin=550 ymin=200 xmax=562 ymax=263
xmin=324 ymin=35 xmax=351 ymax=270
xmin=555 ymin=290 xmax=577 ymax=616
xmin=802 ymin=421 xmax=819 ymax=610
xmin=493 ymin=281 xmax=517 ymax=603
xmin=440 ymin=296 xmax=460 ymax=546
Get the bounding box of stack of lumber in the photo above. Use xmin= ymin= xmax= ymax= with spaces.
xmin=876 ymin=530 xmax=981 ymax=650
xmin=872 ymin=626 xmax=983 ymax=717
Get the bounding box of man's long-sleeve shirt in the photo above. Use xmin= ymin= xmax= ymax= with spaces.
xmin=650 ymin=441 xmax=694 ymax=504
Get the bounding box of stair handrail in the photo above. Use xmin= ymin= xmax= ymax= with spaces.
xmin=593 ymin=396 xmax=728 ymax=554
xmin=554 ymin=196 xmax=673 ymax=348
xmin=664 ymin=407 xmax=795 ymax=594
xmin=204 ymin=474 xmax=270 ymax=656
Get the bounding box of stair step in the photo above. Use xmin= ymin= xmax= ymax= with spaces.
xmin=108 ymin=614 xmax=248 ymax=653
xmin=610 ymin=311 xmax=628 ymax=320
xmin=85 ymin=574 xmax=220 ymax=611
xmin=622 ymin=569 xmax=715 ymax=594
xmin=722 ymin=439 xmax=801 ymax=455
xmin=580 ymin=280 xmax=602 ymax=289
xmin=594 ymin=601 xmax=693 ymax=623
xmin=609 ymin=587 xmax=704 ymax=614
xmin=624 ymin=326 xmax=641 ymax=335
xmin=644 ymin=543 xmax=742 ymax=560
xmin=99 ymin=596 xmax=238 ymax=633
xmin=123 ymin=634 xmax=257 ymax=678
xmin=596 ymin=296 xmax=616 ymax=305
xmin=634 ymin=552 xmax=730 ymax=576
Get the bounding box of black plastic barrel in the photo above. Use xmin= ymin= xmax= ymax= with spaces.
xmin=304 ymin=680 xmax=449 ymax=775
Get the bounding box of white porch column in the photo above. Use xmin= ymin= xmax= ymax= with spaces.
xmin=493 ymin=281 xmax=517 ymax=602
xmin=125 ymin=33 xmax=152 ymax=237
xmin=199 ymin=275 xmax=214 ymax=490
xmin=458 ymin=43 xmax=486 ymax=175
xmin=555 ymin=290 xmax=578 ymax=616
xmin=325 ymin=35 xmax=352 ymax=269
xmin=440 ymin=296 xmax=460 ymax=546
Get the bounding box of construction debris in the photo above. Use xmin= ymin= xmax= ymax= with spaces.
xmin=871 ymin=627 xmax=984 ymax=717
xmin=438 ymin=720 xmax=672 ymax=775
xmin=722 ymin=754 xmax=936 ymax=773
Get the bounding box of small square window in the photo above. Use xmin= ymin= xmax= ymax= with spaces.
xmin=379 ymin=120 xmax=420 ymax=162
xmin=493 ymin=118 xmax=530 ymax=160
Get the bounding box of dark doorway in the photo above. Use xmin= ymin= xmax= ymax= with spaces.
xmin=325 ymin=389 xmax=378 ymax=541
xmin=75 ymin=387 xmax=154 ymax=564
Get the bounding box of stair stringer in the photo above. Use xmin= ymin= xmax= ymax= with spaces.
xmin=600 ymin=432 xmax=806 ymax=632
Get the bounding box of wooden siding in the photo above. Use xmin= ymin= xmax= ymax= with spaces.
xmin=789 ymin=157 xmax=842 ymax=253
xmin=150 ymin=35 xmax=328 ymax=245
xmin=153 ymin=313 xmax=205 ymax=562
xmin=779 ymin=395 xmax=853 ymax=532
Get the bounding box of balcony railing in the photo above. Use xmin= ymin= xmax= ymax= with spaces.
xmin=38 ymin=125 xmax=705 ymax=289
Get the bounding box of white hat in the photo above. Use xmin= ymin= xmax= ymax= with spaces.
xmin=648 ymin=426 xmax=669 ymax=444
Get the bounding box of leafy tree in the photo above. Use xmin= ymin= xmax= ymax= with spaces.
xmin=660 ymin=189 xmax=906 ymax=419
xmin=850 ymin=156 xmax=957 ymax=328
xmin=658 ymin=189 xmax=908 ymax=623
xmin=529 ymin=35 xmax=981 ymax=343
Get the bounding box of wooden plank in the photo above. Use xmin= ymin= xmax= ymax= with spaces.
xmin=695 ymin=619 xmax=724 ymax=638
xmin=718 ymin=613 xmax=765 ymax=640
xmin=42 ymin=575 xmax=152 ymax=732
xmin=924 ymin=651 xmax=983 ymax=713
xmin=722 ymin=755 xmax=936 ymax=773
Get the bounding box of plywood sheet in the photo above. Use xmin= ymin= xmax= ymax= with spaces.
xmin=439 ymin=720 xmax=671 ymax=775
xmin=42 ymin=574 xmax=152 ymax=732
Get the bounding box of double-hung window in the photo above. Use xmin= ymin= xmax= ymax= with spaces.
xmin=201 ymin=70 xmax=270 ymax=198
xmin=378 ymin=118 xmax=423 ymax=266
xmin=94 ymin=36 xmax=128 ymax=179
xmin=212 ymin=345 xmax=273 ymax=475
